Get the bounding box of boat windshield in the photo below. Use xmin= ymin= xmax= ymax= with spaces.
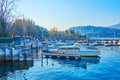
xmin=59 ymin=47 xmax=80 ymax=50
xmin=74 ymin=43 xmax=87 ymax=50
xmin=55 ymin=43 xmax=66 ymax=47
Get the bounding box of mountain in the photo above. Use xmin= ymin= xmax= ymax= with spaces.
xmin=69 ymin=25 xmax=120 ymax=38
xmin=108 ymin=23 xmax=120 ymax=29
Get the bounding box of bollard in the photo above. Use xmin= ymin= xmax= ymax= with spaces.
xmin=12 ymin=48 xmax=20 ymax=61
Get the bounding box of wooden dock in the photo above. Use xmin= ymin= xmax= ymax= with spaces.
xmin=43 ymin=53 xmax=81 ymax=60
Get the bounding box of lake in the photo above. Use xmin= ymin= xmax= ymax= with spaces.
xmin=0 ymin=46 xmax=120 ymax=80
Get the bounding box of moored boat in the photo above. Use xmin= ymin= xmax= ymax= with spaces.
xmin=55 ymin=43 xmax=100 ymax=57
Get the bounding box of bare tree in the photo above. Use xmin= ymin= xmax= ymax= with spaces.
xmin=0 ymin=0 xmax=18 ymax=37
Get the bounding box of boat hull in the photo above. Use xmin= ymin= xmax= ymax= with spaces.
xmin=55 ymin=50 xmax=100 ymax=57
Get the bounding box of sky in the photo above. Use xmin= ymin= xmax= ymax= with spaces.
xmin=17 ymin=0 xmax=120 ymax=31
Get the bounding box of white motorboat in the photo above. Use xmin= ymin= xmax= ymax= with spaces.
xmin=55 ymin=43 xmax=100 ymax=57
xmin=47 ymin=42 xmax=66 ymax=52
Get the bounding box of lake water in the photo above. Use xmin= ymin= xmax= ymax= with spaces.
xmin=0 ymin=46 xmax=120 ymax=80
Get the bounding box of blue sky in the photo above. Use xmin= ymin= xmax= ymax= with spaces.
xmin=18 ymin=0 xmax=120 ymax=30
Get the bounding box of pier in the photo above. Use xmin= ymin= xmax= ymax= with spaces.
xmin=90 ymin=37 xmax=120 ymax=43
xmin=43 ymin=53 xmax=81 ymax=60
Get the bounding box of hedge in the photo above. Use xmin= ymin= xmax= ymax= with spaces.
xmin=0 ymin=37 xmax=13 ymax=43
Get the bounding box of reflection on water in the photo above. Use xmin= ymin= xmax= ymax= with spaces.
xmin=0 ymin=55 xmax=100 ymax=79
xmin=0 ymin=60 xmax=33 ymax=78
xmin=49 ymin=57 xmax=100 ymax=69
